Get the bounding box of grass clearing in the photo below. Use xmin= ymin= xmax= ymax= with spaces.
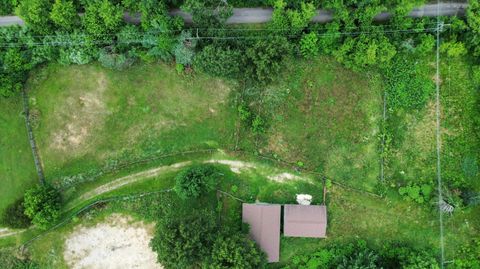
xmin=263 ymin=57 xmax=382 ymax=192
xmin=0 ymin=96 xmax=37 ymax=215
xmin=27 ymin=63 xmax=236 ymax=181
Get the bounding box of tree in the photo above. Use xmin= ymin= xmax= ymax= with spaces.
xmin=174 ymin=164 xmax=218 ymax=199
xmin=16 ymin=0 xmax=53 ymax=34
xmin=182 ymin=0 xmax=232 ymax=29
xmin=466 ymin=0 xmax=480 ymax=56
xmin=83 ymin=0 xmax=123 ymax=37
xmin=52 ymin=30 xmax=98 ymax=65
xmin=194 ymin=44 xmax=243 ymax=78
xmin=270 ymin=0 xmax=315 ymax=34
xmin=174 ymin=31 xmax=197 ymax=66
xmin=338 ymin=248 xmax=379 ymax=269
xmin=50 ymin=0 xmax=77 ymax=31
xmin=150 ymin=211 xmax=218 ymax=268
xmin=300 ymin=32 xmax=319 ymax=58
xmin=206 ymin=233 xmax=267 ymax=269
xmin=0 ymin=0 xmax=15 ymax=15
xmin=1 ymin=198 xmax=32 ymax=229
xmin=23 ymin=185 xmax=61 ymax=230
xmin=245 ymin=36 xmax=291 ymax=83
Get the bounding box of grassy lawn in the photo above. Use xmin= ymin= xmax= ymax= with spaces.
xmin=261 ymin=57 xmax=383 ymax=192
xmin=26 ymin=63 xmax=237 ymax=182
xmin=0 ymin=96 xmax=37 ymax=215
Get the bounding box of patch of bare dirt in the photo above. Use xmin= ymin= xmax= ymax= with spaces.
xmin=64 ymin=214 xmax=161 ymax=269
xmin=51 ymin=73 xmax=109 ymax=152
xmin=205 ymin=159 xmax=255 ymax=174
xmin=268 ymin=172 xmax=302 ymax=182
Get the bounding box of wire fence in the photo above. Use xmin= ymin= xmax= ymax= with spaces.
xmin=21 ymin=88 xmax=45 ymax=185
xmin=19 ymin=188 xmax=174 ymax=250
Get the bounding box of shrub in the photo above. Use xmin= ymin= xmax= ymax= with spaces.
xmin=23 ymin=185 xmax=61 ymax=230
xmin=453 ymin=239 xmax=480 ymax=268
xmin=1 ymin=198 xmax=31 ymax=229
xmin=174 ymin=31 xmax=197 ymax=66
xmin=0 ymin=248 xmax=39 ymax=269
xmin=300 ymin=32 xmax=319 ymax=58
xmin=398 ymin=183 xmax=432 ymax=204
xmin=174 ymin=165 xmax=218 ymax=199
xmin=206 ymin=233 xmax=267 ymax=269
xmin=384 ymin=56 xmax=434 ymax=110
xmin=194 ymin=45 xmax=243 ymax=78
xmin=237 ymin=104 xmax=252 ymax=122
xmin=251 ymin=115 xmax=265 ymax=134
xmin=98 ymin=50 xmax=134 ymax=70
xmin=440 ymin=41 xmax=468 ymax=57
xmin=245 ymin=36 xmax=291 ymax=83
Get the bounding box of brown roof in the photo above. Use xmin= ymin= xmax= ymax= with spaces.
xmin=242 ymin=203 xmax=281 ymax=263
xmin=284 ymin=204 xmax=327 ymax=238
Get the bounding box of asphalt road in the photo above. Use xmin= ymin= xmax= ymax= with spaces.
xmin=0 ymin=3 xmax=468 ymax=27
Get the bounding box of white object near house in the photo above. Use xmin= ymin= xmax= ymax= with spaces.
xmin=296 ymin=194 xmax=312 ymax=205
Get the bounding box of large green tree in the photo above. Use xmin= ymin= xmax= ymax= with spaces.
xmin=50 ymin=0 xmax=77 ymax=31
xmin=206 ymin=233 xmax=267 ymax=269
xmin=23 ymin=185 xmax=61 ymax=230
xmin=174 ymin=164 xmax=218 ymax=199
xmin=245 ymin=36 xmax=291 ymax=83
xmin=150 ymin=211 xmax=218 ymax=268
xmin=16 ymin=0 xmax=53 ymax=34
xmin=83 ymin=0 xmax=124 ymax=37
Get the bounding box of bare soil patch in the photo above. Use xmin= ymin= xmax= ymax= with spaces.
xmin=51 ymin=73 xmax=109 ymax=152
xmin=64 ymin=214 xmax=161 ymax=269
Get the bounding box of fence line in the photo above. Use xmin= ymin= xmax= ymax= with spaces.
xmin=21 ymin=88 xmax=45 ymax=185
xmin=20 ymin=188 xmax=173 ymax=249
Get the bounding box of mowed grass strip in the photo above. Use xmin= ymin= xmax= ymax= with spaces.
xmin=0 ymin=96 xmax=37 ymax=214
xmin=26 ymin=63 xmax=236 ymax=181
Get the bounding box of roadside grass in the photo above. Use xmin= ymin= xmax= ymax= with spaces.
xmin=0 ymin=96 xmax=37 ymax=215
xmin=262 ymin=57 xmax=382 ymax=192
xmin=26 ymin=62 xmax=236 ymax=182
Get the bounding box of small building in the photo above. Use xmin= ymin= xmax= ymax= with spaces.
xmin=242 ymin=203 xmax=281 ymax=263
xmin=283 ymin=204 xmax=327 ymax=238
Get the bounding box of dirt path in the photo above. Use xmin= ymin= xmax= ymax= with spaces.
xmin=0 ymin=228 xmax=25 ymax=238
xmin=78 ymin=161 xmax=191 ymax=202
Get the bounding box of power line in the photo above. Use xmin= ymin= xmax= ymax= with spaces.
xmin=434 ymin=1 xmax=445 ymax=268
xmin=0 ymin=26 xmax=441 ymax=48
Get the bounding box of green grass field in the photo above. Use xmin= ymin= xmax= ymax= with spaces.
xmin=0 ymin=96 xmax=37 ymax=215
xmin=257 ymin=57 xmax=383 ymax=192
xmin=26 ymin=63 xmax=237 ymax=181
xmin=1 ymin=54 xmax=479 ymax=268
